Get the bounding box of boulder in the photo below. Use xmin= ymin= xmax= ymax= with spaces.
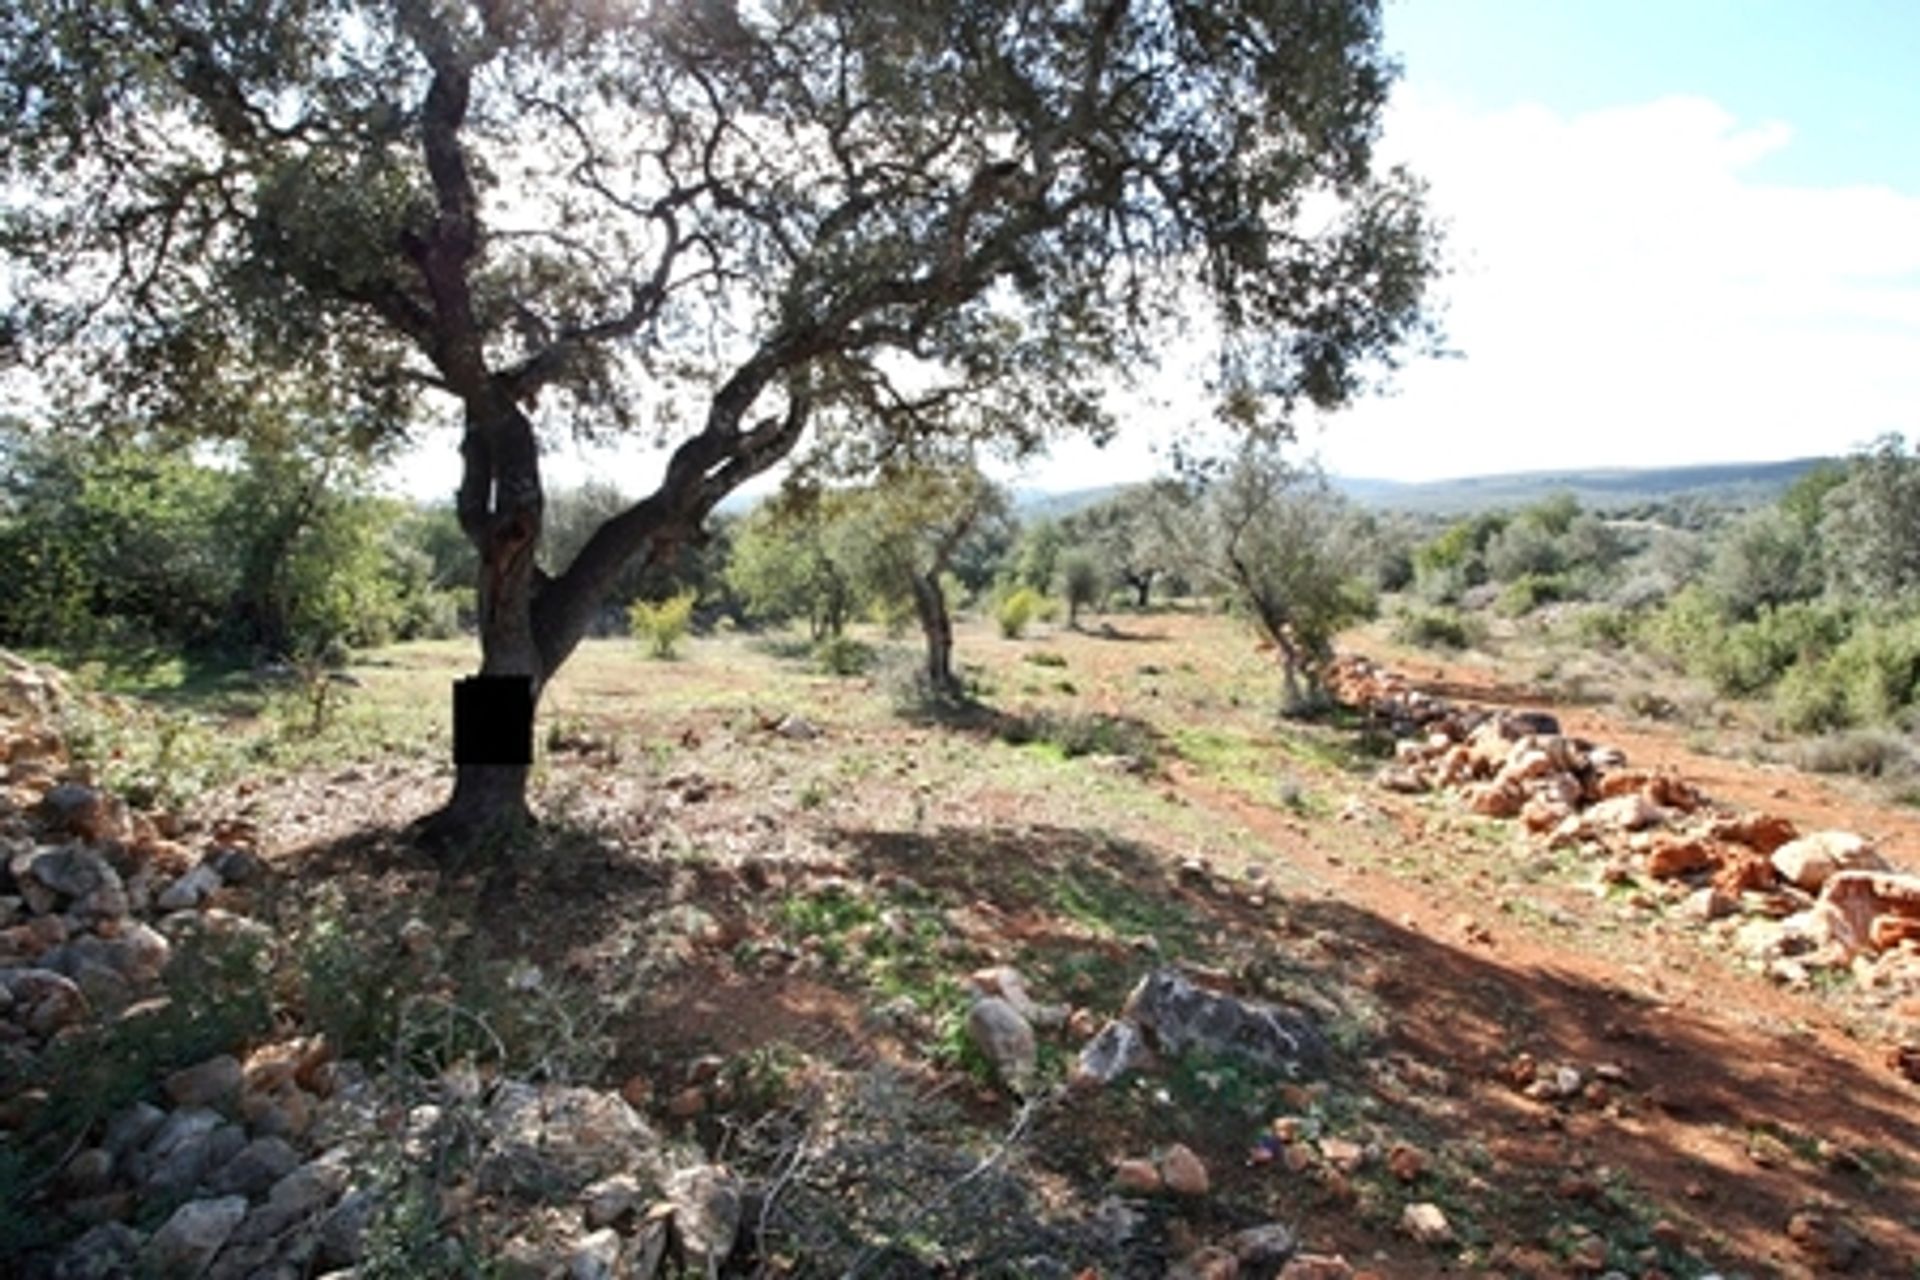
xmin=1644 ymin=836 xmax=1720 ymax=880
xmin=1585 ymin=793 xmax=1665 ymax=833
xmin=1159 ymin=1143 xmax=1209 ymax=1196
xmin=965 ymin=996 xmax=1037 ymax=1093
xmin=1121 ymin=967 xmax=1325 ymax=1074
xmin=1816 ymin=870 xmax=1920 ymax=955
xmin=1710 ymin=811 xmax=1799 ymax=855
xmin=1074 ymin=1018 xmax=1154 ymax=1087
xmin=666 ymin=1164 xmax=740 ymax=1277
xmin=142 ymin=1195 xmax=248 ymax=1278
xmin=28 ymin=845 xmax=117 ymax=900
xmin=1771 ymin=831 xmax=1887 ymax=893
xmin=1400 ymin=1201 xmax=1453 ymax=1245
xmin=478 ymin=1083 xmax=663 ymax=1198
xmin=165 ymin=1055 xmax=244 ymax=1109
xmin=157 ymin=863 xmax=224 ymax=912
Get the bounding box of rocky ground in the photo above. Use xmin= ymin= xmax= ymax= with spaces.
xmin=3 ymin=619 xmax=1919 ymax=1278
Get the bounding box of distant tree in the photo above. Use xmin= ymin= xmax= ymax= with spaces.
xmin=1060 ymin=551 xmax=1104 ymax=626
xmin=1821 ymin=435 xmax=1920 ymax=599
xmin=1011 ymin=519 xmax=1068 ymax=596
xmin=4 ymin=0 xmax=1438 ymax=839
xmin=1063 ymin=483 xmax=1189 ymax=609
xmin=1709 ymin=506 xmax=1824 ymax=620
xmin=726 ymin=501 xmax=860 ymax=640
xmin=836 ymin=461 xmax=1010 ymax=696
xmin=1188 ymin=445 xmax=1375 ymax=710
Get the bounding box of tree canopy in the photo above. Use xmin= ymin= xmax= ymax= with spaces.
xmin=3 ymin=0 xmax=1440 ymax=833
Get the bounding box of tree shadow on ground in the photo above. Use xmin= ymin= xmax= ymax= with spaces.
xmin=829 ymin=820 xmax=1920 ymax=1275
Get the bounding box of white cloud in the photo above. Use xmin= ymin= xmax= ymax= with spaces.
xmin=1307 ymin=87 xmax=1920 ymax=480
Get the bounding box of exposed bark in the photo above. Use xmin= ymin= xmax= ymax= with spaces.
xmin=1124 ymin=569 xmax=1155 ymax=610
xmin=911 ymin=571 xmax=958 ymax=696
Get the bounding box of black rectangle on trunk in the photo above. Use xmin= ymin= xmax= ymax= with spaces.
xmin=453 ymin=675 xmax=534 ymax=765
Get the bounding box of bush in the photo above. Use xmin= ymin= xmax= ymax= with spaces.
xmin=1790 ymin=729 xmax=1916 ymax=778
xmin=813 ymin=634 xmax=876 ymax=676
xmin=628 ymin=590 xmax=697 ymax=659
xmin=1497 ymin=572 xmax=1570 ymax=617
xmin=996 ymin=587 xmax=1045 ymax=639
xmin=1394 ymin=606 xmax=1479 ymax=650
xmin=1567 ymin=604 xmax=1636 ymax=649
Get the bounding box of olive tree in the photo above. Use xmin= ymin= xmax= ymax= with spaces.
xmin=1186 ymin=444 xmax=1375 ymax=711
xmin=3 ymin=0 xmax=1437 ymax=842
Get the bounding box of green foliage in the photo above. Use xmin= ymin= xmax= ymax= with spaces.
xmin=1771 ymin=614 xmax=1920 ymax=732
xmin=1496 ymin=572 xmax=1570 ymax=617
xmin=628 ymin=591 xmax=698 ymax=660
xmin=727 ymin=503 xmax=858 ymax=638
xmin=1394 ymin=606 xmax=1479 ymax=650
xmin=997 ymin=587 xmax=1045 ymax=639
xmin=813 ymin=634 xmax=877 ymax=676
xmin=1822 ymin=434 xmax=1920 ymax=598
xmin=1567 ymin=605 xmax=1637 ymax=649
xmin=1709 ymin=505 xmax=1823 ymax=619
xmin=999 ymin=710 xmax=1159 ymax=764
xmin=1060 ymin=551 xmax=1103 ymax=623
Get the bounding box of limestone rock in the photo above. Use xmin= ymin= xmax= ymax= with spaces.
xmin=1817 ymin=870 xmax=1920 ymax=956
xmin=583 ymin=1172 xmax=646 ymax=1230
xmin=1227 ymin=1222 xmax=1296 ymax=1268
xmin=1121 ymin=967 xmax=1325 ymax=1074
xmin=478 ymin=1083 xmax=663 ymax=1197
xmin=157 ymin=863 xmax=224 ymax=912
xmin=567 ymin=1228 xmax=624 ymax=1280
xmin=666 ymin=1164 xmax=740 ymax=1277
xmin=965 ymin=996 xmax=1037 ymax=1093
xmin=142 ymin=1195 xmax=248 ymax=1278
xmin=1113 ymin=1158 xmax=1161 ymax=1194
xmin=1400 ymin=1201 xmax=1453 ymax=1245
xmin=1073 ymin=1018 xmax=1154 ymax=1086
xmin=2 ymin=966 xmax=89 ymax=1037
xmin=165 ymin=1055 xmax=244 ymax=1109
xmin=51 ymin=1222 xmax=145 ymax=1280
xmin=1772 ymin=831 xmax=1886 ymax=893
xmin=28 ymin=845 xmax=117 ymax=900
xmin=1160 ymin=1143 xmax=1210 ymax=1196
xmin=205 ymin=1136 xmax=301 ymax=1200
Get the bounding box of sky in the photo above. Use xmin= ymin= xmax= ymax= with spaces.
xmin=392 ymin=0 xmax=1920 ymax=499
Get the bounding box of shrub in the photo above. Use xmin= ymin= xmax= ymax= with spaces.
xmin=1394 ymin=606 xmax=1477 ymax=650
xmin=1568 ymin=604 xmax=1636 ymax=649
xmin=1773 ymin=660 xmax=1852 ymax=733
xmin=628 ymin=590 xmax=697 ymax=659
xmin=1497 ymin=572 xmax=1570 ymax=617
xmin=813 ymin=634 xmax=876 ymax=676
xmin=996 ymin=587 xmax=1045 ymax=639
xmin=1790 ymin=729 xmax=1916 ymax=778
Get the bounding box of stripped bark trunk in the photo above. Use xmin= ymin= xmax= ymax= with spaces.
xmin=911 ymin=571 xmax=958 ymax=697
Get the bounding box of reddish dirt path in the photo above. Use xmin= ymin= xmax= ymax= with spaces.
xmin=1157 ymin=638 xmax=1920 ymax=1278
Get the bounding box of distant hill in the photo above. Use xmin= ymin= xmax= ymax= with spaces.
xmin=1331 ymin=457 xmax=1835 ymax=515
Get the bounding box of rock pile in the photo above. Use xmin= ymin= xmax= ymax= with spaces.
xmin=2 ymin=650 xmax=738 ymax=1277
xmin=1328 ymin=653 xmax=1920 ymax=1073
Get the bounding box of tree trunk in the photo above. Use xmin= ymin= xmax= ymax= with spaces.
xmin=911 ymin=571 xmax=958 ymax=697
xmin=415 ymin=390 xmax=547 ymax=850
xmin=1128 ymin=570 xmax=1154 ymax=610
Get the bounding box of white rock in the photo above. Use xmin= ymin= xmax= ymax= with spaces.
xmin=1771 ymin=831 xmax=1886 ymax=893
xmin=1400 ymin=1201 xmax=1454 ymax=1244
